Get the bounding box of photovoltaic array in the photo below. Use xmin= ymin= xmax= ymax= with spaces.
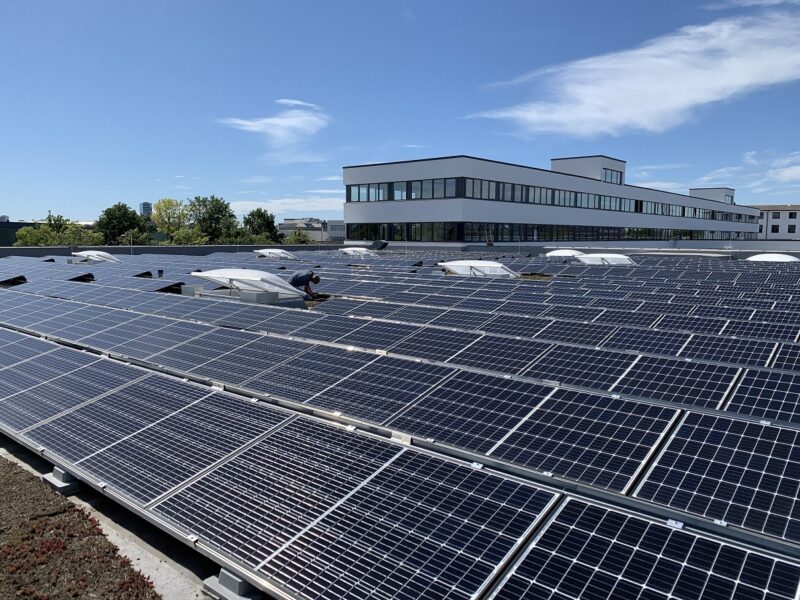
xmin=0 ymin=249 xmax=799 ymax=600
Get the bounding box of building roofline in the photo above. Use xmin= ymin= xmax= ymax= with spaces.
xmin=688 ymin=187 xmax=735 ymax=191
xmin=341 ymin=154 xmax=757 ymax=212
xmin=745 ymin=204 xmax=800 ymax=210
xmin=550 ymin=154 xmax=627 ymax=163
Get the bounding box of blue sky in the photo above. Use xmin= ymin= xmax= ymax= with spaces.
xmin=2 ymin=0 xmax=800 ymax=223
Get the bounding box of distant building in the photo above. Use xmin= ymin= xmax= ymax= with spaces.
xmin=343 ymin=155 xmax=759 ymax=244
xmin=0 ymin=221 xmax=36 ymax=246
xmin=278 ymin=217 xmax=344 ymax=242
xmin=0 ymin=215 xmax=9 ymax=223
xmin=752 ymin=205 xmax=800 ymax=240
xmin=139 ymin=202 xmax=153 ymax=217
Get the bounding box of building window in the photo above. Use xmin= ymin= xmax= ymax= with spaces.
xmin=445 ymin=178 xmax=456 ymax=198
xmin=790 ymin=225 xmax=797 ymax=234
xmin=602 ymin=168 xmax=623 ymax=184
xmin=393 ymin=182 xmax=407 ymax=200
xmin=790 ymin=212 xmax=797 ymax=219
xmin=410 ymin=181 xmax=422 ymax=199
xmin=760 ymin=212 xmax=764 ymax=219
xmin=771 ymin=224 xmax=780 ymax=234
xmin=724 ymin=194 xmax=734 ymax=204
xmin=759 ymin=225 xmax=763 ymax=233
xmin=773 ymin=212 xmax=781 ymax=219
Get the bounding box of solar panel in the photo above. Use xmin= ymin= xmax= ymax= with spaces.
xmin=385 ymin=371 xmax=553 ymax=453
xmin=593 ymin=309 xmax=662 ymax=328
xmin=637 ymin=412 xmax=800 ymax=543
xmin=153 ymin=419 xmax=403 ymax=567
xmin=259 ymin=309 xmax=324 ymax=334
xmin=490 ymin=498 xmax=800 ymax=600
xmin=489 ymin=390 xmax=679 ymax=491
xmin=76 ymin=391 xmax=288 ymax=504
xmin=23 ymin=373 xmax=204 ymax=461
xmin=291 ymin=315 xmax=367 ymax=342
xmin=260 ymin=451 xmax=557 ymax=600
xmin=243 ymin=346 xmax=375 ymax=403
xmin=334 ymin=319 xmax=420 ymax=349
xmin=727 ymin=370 xmax=800 ymax=424
xmin=535 ymin=320 xmax=617 ymax=346
xmin=188 ymin=336 xmax=308 ymax=385
xmin=305 ymin=357 xmax=454 ymax=423
xmin=389 ymin=328 xmax=482 ymax=362
xmin=523 ymin=346 xmax=636 ymax=389
xmin=385 ymin=305 xmax=448 ymax=324
xmin=480 ymin=314 xmax=551 ymax=338
xmin=447 ymin=336 xmax=551 ymax=374
xmin=612 ymin=357 xmax=740 ymax=408
xmin=723 ymin=320 xmax=800 ymax=343
xmin=428 ymin=309 xmax=494 ymax=330
xmin=679 ymin=335 xmax=776 ymax=368
xmin=540 ymin=305 xmax=605 ymax=321
xmin=149 ymin=328 xmax=259 ymax=372
xmin=772 ymin=343 xmax=800 ymax=370
xmin=656 ymin=314 xmax=725 ymax=335
xmin=602 ymin=328 xmax=689 ymax=356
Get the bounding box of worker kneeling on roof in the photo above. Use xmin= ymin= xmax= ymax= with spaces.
xmin=289 ymin=269 xmax=321 ymax=300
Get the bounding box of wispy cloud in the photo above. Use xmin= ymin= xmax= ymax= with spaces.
xmin=316 ymin=175 xmax=342 ymax=181
xmin=697 ymin=166 xmax=743 ymax=182
xmin=402 ymin=143 xmax=425 ymax=149
xmin=473 ymin=13 xmax=800 ymax=137
xmin=173 ymin=174 xmax=184 ymax=178
xmin=219 ymin=99 xmax=330 ymax=163
xmin=174 ymin=185 xmax=192 ymax=190
xmin=275 ymin=98 xmax=321 ymax=110
xmin=303 ymin=189 xmax=344 ymax=194
xmin=706 ymin=0 xmax=800 ymax=9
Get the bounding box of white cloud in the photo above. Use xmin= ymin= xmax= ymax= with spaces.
xmin=174 ymin=185 xmax=192 ymax=190
xmin=767 ymin=165 xmax=800 ymax=182
xmin=173 ymin=174 xmax=184 ymax=178
xmin=275 ymin=98 xmax=321 ymax=110
xmin=743 ymin=150 xmax=759 ymax=165
xmin=230 ymin=195 xmax=344 ymax=217
xmin=303 ymin=189 xmax=344 ymax=194
xmin=402 ymin=144 xmax=425 ymax=149
xmin=219 ymin=99 xmax=330 ymax=163
xmin=474 ymin=13 xmax=800 ymax=137
xmin=769 ymin=151 xmax=800 ymax=167
xmin=317 ymin=175 xmax=342 ymax=181
xmin=697 ymin=166 xmax=743 ymax=182
xmin=706 ymin=0 xmax=800 ymax=9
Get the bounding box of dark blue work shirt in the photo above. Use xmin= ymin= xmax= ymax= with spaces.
xmin=289 ymin=270 xmax=314 ymax=288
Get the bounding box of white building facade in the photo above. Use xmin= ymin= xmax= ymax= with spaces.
xmin=754 ymin=205 xmax=800 ymax=240
xmin=342 ymin=155 xmax=759 ymax=244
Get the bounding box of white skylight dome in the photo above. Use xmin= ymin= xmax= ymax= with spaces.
xmin=253 ymin=248 xmax=299 ymax=260
xmin=71 ymin=250 xmax=121 ymax=264
xmin=340 ymin=247 xmax=377 ymax=257
xmin=576 ymin=253 xmax=636 ymax=266
xmin=190 ymin=268 xmax=306 ymax=298
xmin=745 ymin=253 xmax=800 ymax=262
xmin=438 ymin=260 xmax=520 ymax=278
xmin=545 ymin=249 xmax=585 ymax=258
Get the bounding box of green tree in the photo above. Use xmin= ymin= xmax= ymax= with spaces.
xmin=95 ymin=203 xmax=146 ymax=245
xmin=13 ymin=219 xmax=103 ymax=247
xmin=170 ymin=227 xmax=209 ymax=245
xmin=45 ymin=211 xmax=68 ymax=234
xmin=151 ymin=198 xmax=187 ymax=240
xmin=186 ymin=195 xmax=236 ymax=243
xmin=285 ymin=229 xmax=312 ymax=245
xmin=243 ymin=208 xmax=280 ymax=242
